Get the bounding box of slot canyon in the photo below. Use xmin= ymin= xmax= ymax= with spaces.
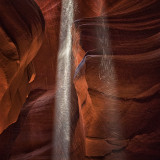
xmin=0 ymin=0 xmax=160 ymax=160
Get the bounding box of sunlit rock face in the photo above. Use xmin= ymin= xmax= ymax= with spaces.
xmin=0 ymin=0 xmax=160 ymax=160
xmin=73 ymin=0 xmax=160 ymax=159
xmin=0 ymin=0 xmax=85 ymax=160
xmin=0 ymin=0 xmax=44 ymax=134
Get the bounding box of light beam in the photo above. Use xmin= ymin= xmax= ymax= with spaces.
xmin=52 ymin=0 xmax=74 ymax=159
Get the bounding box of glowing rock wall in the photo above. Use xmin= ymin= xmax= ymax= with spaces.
xmin=0 ymin=0 xmax=160 ymax=160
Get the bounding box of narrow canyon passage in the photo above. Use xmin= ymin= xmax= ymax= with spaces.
xmin=0 ymin=0 xmax=160 ymax=160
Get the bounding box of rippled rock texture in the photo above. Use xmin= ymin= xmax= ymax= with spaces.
xmin=73 ymin=0 xmax=160 ymax=160
xmin=0 ymin=0 xmax=160 ymax=160
xmin=0 ymin=0 xmax=85 ymax=159
xmin=0 ymin=0 xmax=44 ymax=134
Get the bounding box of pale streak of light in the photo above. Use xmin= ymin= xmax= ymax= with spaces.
xmin=98 ymin=15 xmax=122 ymax=137
xmin=98 ymin=8 xmax=126 ymax=160
xmin=52 ymin=0 xmax=74 ymax=160
xmin=43 ymin=2 xmax=60 ymax=14
xmin=41 ymin=1 xmax=58 ymax=11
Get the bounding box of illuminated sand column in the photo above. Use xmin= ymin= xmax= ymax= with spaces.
xmin=98 ymin=13 xmax=125 ymax=151
xmin=52 ymin=0 xmax=74 ymax=159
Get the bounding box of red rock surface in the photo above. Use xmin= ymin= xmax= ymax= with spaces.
xmin=0 ymin=0 xmax=44 ymax=134
xmin=73 ymin=0 xmax=160 ymax=159
xmin=0 ymin=0 xmax=160 ymax=160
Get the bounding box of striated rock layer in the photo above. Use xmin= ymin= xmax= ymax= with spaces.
xmin=73 ymin=0 xmax=160 ymax=159
xmin=0 ymin=0 xmax=160 ymax=160
xmin=0 ymin=0 xmax=85 ymax=159
xmin=0 ymin=0 xmax=44 ymax=135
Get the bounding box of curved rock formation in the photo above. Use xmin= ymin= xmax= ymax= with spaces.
xmin=0 ymin=0 xmax=44 ymax=134
xmin=0 ymin=0 xmax=160 ymax=160
xmin=0 ymin=1 xmax=85 ymax=160
xmin=73 ymin=0 xmax=160 ymax=159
